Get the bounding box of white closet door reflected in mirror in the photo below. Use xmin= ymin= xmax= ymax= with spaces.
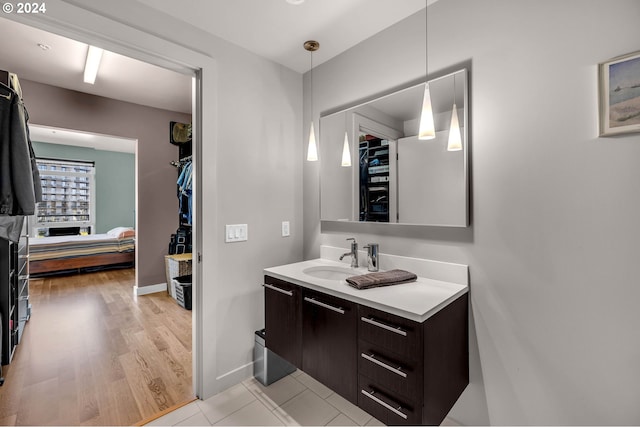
xmin=319 ymin=68 xmax=469 ymax=227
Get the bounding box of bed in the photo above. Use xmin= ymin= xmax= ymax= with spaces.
xmin=29 ymin=227 xmax=135 ymax=276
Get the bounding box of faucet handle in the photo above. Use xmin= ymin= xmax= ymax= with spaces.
xmin=346 ymin=237 xmax=357 ymax=250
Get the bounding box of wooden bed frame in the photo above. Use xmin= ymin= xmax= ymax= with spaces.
xmin=29 ymin=251 xmax=135 ymax=276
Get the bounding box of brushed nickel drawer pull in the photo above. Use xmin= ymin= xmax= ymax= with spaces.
xmin=361 ymin=353 xmax=407 ymax=378
xmin=262 ymin=283 xmax=293 ymax=296
xmin=361 ymin=316 xmax=407 ymax=336
xmin=304 ymin=297 xmax=345 ymax=314
xmin=361 ymin=389 xmax=408 ymax=420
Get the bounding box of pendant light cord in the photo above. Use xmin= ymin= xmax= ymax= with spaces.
xmin=425 ymin=0 xmax=428 ymax=81
xmin=453 ymin=71 xmax=456 ymax=104
xmin=310 ymin=49 xmax=313 ymax=127
xmin=304 ymin=40 xmax=320 ymax=161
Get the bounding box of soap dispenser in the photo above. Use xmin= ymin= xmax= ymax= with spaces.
xmin=363 ymin=243 xmax=379 ymax=272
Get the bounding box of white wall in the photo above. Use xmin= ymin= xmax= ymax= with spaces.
xmin=304 ymin=0 xmax=640 ymax=424
xmin=10 ymin=0 xmax=303 ymax=400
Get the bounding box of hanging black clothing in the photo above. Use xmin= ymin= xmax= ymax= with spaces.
xmin=0 ymin=74 xmax=42 ymax=242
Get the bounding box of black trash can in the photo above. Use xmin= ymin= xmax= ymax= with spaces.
xmin=172 ymin=274 xmax=192 ymax=310
xmin=253 ymin=329 xmax=296 ymax=386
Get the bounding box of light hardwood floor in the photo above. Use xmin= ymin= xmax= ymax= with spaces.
xmin=0 ymin=268 xmax=193 ymax=426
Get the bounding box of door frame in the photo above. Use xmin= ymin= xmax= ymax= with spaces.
xmin=5 ymin=8 xmax=212 ymax=400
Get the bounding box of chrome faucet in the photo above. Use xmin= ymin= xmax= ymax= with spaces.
xmin=363 ymin=243 xmax=379 ymax=272
xmin=339 ymin=237 xmax=359 ymax=268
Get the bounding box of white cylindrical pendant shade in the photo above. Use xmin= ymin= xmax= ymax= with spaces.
xmin=341 ymin=132 xmax=351 ymax=167
xmin=447 ymin=104 xmax=462 ymax=151
xmin=418 ymin=83 xmax=436 ymax=140
xmin=307 ymin=121 xmax=318 ymax=161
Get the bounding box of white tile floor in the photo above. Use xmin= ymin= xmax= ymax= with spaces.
xmin=146 ymin=369 xmax=383 ymax=426
xmin=146 ymin=369 xmax=459 ymax=426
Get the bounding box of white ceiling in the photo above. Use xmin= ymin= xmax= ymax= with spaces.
xmin=0 ymin=16 xmax=193 ymax=114
xmin=135 ymin=0 xmax=428 ymax=74
xmin=0 ymin=1 xmax=431 ymax=116
xmin=30 ymin=124 xmax=137 ymax=154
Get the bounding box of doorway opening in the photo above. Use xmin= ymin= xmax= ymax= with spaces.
xmin=0 ymin=15 xmax=197 ymax=424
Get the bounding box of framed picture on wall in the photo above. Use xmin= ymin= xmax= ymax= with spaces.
xmin=598 ymin=50 xmax=640 ymax=136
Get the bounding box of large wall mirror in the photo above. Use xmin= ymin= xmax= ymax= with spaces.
xmin=319 ymin=68 xmax=469 ymax=227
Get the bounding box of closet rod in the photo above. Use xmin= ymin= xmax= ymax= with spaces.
xmin=170 ymin=156 xmax=192 ymax=167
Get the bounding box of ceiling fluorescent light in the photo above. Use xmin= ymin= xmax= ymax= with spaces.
xmin=84 ymin=45 xmax=104 ymax=84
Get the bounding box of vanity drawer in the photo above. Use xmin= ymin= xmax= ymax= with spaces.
xmin=358 ymin=374 xmax=421 ymax=426
xmin=358 ymin=340 xmax=422 ymax=402
xmin=358 ymin=305 xmax=422 ymax=357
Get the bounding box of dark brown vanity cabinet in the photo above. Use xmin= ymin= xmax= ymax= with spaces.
xmin=358 ymin=305 xmax=424 ymax=425
xmin=358 ymin=294 xmax=469 ymax=425
xmin=302 ymin=289 xmax=357 ymax=404
xmin=264 ymin=276 xmax=302 ymax=368
xmin=264 ymin=274 xmax=468 ymax=426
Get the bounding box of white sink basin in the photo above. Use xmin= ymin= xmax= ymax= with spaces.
xmin=302 ymin=266 xmax=356 ymax=281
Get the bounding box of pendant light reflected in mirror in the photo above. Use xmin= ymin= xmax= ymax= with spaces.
xmin=341 ymin=111 xmax=351 ymax=167
xmin=305 ymin=40 xmax=319 ymax=161
xmin=447 ymin=73 xmax=462 ymax=151
xmin=341 ymin=131 xmax=351 ymax=167
xmin=418 ymin=1 xmax=435 ymax=140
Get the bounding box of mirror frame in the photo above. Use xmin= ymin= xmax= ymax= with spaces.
xmin=319 ymin=68 xmax=469 ymax=227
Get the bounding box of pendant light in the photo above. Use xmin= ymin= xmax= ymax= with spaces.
xmin=447 ymin=73 xmax=462 ymax=151
xmin=418 ymin=1 xmax=436 ymax=140
xmin=305 ymin=40 xmax=320 ymax=161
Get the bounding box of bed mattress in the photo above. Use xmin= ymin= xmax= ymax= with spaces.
xmin=29 ymin=234 xmax=135 ymax=261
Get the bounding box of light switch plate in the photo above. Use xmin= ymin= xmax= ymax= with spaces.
xmin=225 ymin=224 xmax=248 ymax=242
xmin=282 ymin=221 xmax=290 ymax=237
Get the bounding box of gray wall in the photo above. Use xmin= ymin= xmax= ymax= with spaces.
xmin=304 ymin=0 xmax=640 ymax=425
xmin=32 ymin=141 xmax=135 ymax=234
xmin=21 ymin=79 xmax=191 ymax=288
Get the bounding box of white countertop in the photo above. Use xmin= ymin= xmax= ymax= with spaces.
xmin=264 ymin=257 xmax=468 ymax=323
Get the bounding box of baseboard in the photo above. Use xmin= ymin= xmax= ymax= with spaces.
xmin=214 ymin=362 xmax=254 ymax=392
xmin=135 ymin=282 xmax=167 ymax=296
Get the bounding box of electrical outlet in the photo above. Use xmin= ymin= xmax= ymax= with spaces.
xmin=282 ymin=221 xmax=290 ymax=237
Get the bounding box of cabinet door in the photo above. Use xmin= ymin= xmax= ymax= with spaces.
xmin=264 ymin=276 xmax=302 ymax=368
xmin=302 ymin=289 xmax=357 ymax=404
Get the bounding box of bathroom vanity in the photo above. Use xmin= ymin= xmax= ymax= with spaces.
xmin=263 ymin=248 xmax=469 ymax=425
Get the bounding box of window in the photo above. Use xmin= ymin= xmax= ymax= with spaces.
xmin=34 ymin=158 xmax=96 ymax=237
